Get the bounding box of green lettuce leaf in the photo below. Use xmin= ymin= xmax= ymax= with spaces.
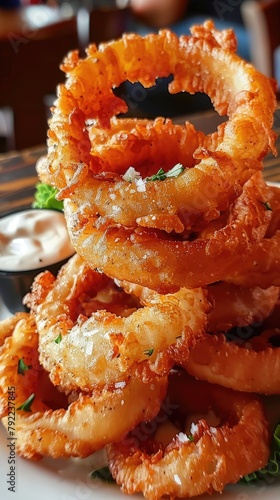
xmin=32 ymin=183 xmax=63 ymax=211
xmin=90 ymin=466 xmax=115 ymax=483
xmin=241 ymin=423 xmax=280 ymax=483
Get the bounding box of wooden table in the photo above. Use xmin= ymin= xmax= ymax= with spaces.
xmin=0 ymin=108 xmax=279 ymax=218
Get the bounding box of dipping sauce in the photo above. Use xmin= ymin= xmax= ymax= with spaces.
xmin=0 ymin=209 xmax=74 ymax=272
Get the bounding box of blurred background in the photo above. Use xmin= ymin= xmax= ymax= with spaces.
xmin=0 ymin=0 xmax=279 ymax=153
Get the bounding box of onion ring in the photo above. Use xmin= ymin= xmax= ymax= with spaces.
xmin=0 ymin=312 xmax=28 ymax=347
xmin=183 ymin=328 xmax=280 ymax=394
xmin=59 ymin=151 xmax=257 ymax=234
xmin=225 ymin=184 xmax=280 ymax=287
xmin=184 ymin=299 xmax=280 ymax=394
xmin=64 ymin=172 xmax=272 ymax=293
xmin=107 ymin=370 xmax=270 ymax=499
xmin=0 ymin=313 xmax=41 ymax=418
xmin=115 ymin=279 xmax=279 ymax=334
xmin=26 ymin=253 xmax=208 ymax=391
xmin=87 ymin=117 xmax=206 ymax=177
xmin=0 ymin=313 xmax=167 ymax=460
xmin=37 ymin=22 xmax=276 ymax=229
xmin=207 ymin=282 xmax=279 ymax=333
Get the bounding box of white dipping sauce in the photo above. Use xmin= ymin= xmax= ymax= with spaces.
xmin=0 ymin=209 xmax=74 ymax=272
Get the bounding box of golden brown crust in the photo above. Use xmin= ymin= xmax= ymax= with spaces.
xmin=183 ymin=330 xmax=280 ymax=394
xmin=64 ymin=172 xmax=272 ymax=292
xmin=107 ymin=371 xmax=270 ymax=499
xmin=28 ymin=254 xmax=208 ymax=391
xmin=0 ymin=313 xmax=168 ymax=460
xmin=38 ymin=22 xmax=276 ymax=227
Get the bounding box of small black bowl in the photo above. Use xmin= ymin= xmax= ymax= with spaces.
xmin=0 ymin=208 xmax=75 ymax=314
xmin=0 ymin=258 xmax=72 ymax=314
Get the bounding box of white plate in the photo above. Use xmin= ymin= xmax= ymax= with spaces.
xmin=0 ymin=182 xmax=279 ymax=500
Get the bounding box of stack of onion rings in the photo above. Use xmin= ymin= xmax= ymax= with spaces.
xmin=37 ymin=22 xmax=277 ymax=293
xmin=0 ymin=19 xmax=279 ymax=500
xmin=38 ymin=21 xmax=276 ymax=233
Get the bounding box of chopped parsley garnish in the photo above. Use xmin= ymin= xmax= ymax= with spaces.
xmin=90 ymin=466 xmax=115 ymax=483
xmin=145 ymin=163 xmax=185 ymax=182
xmin=17 ymin=393 xmax=35 ymax=412
xmin=33 ymin=183 xmax=63 ymax=211
xmin=143 ymin=348 xmax=154 ymax=357
xmin=54 ymin=333 xmax=62 ymax=344
xmin=259 ymin=200 xmax=272 ymax=211
xmin=17 ymin=358 xmax=31 ymax=375
xmin=241 ymin=423 xmax=280 ymax=483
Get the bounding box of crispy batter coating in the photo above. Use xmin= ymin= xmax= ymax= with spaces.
xmin=225 ymin=185 xmax=280 ymax=287
xmin=184 ymin=329 xmax=280 ymax=394
xmin=64 ymin=172 xmax=272 ymax=293
xmin=184 ymin=297 xmax=280 ymax=394
xmin=0 ymin=314 xmax=42 ymax=419
xmin=107 ymin=370 xmax=270 ymax=499
xmin=207 ymin=282 xmax=279 ymax=333
xmin=0 ymin=314 xmax=167 ymax=460
xmin=0 ymin=21 xmax=278 ymax=497
xmin=26 ymin=254 xmax=208 ymax=391
xmin=37 ymin=22 xmax=276 ymax=231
